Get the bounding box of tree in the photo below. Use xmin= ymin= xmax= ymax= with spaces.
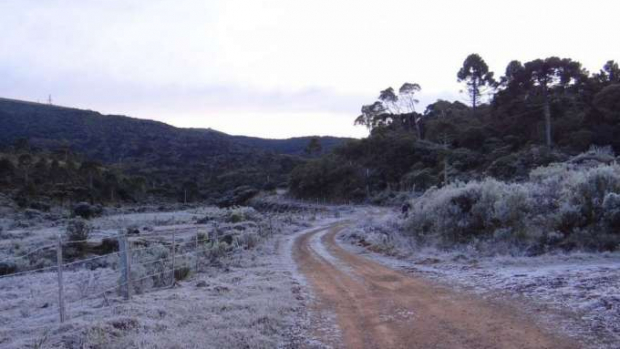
xmin=356 ymin=83 xmax=424 ymax=137
xmin=594 ymin=84 xmax=620 ymax=121
xmin=378 ymin=87 xmax=400 ymax=114
xmin=18 ymin=153 xmax=33 ymax=184
xmin=457 ymin=54 xmax=495 ymax=114
xmin=597 ymin=60 xmax=620 ymax=84
xmin=355 ymin=102 xmax=386 ymax=129
xmin=0 ymin=158 xmax=15 ymax=184
xmin=79 ymin=161 xmax=101 ymax=191
xmin=398 ymin=83 xmax=423 ymax=138
xmin=304 ymin=137 xmax=323 ymax=156
xmin=182 ymin=180 xmax=198 ymax=203
xmin=104 ymin=172 xmax=119 ymax=202
xmin=32 ymin=157 xmax=48 ymax=184
xmin=499 ymin=60 xmax=525 ymax=87
xmin=522 ymin=57 xmax=587 ymax=147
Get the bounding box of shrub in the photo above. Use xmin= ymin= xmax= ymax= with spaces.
xmin=174 ymin=266 xmax=191 ymax=281
xmin=405 ymin=179 xmax=533 ymax=248
xmin=236 ymin=231 xmax=260 ymax=250
xmin=73 ymin=202 xmax=101 ymax=219
xmin=403 ymin=161 xmax=620 ymax=254
xmin=0 ymin=261 xmax=17 ymax=276
xmin=204 ymin=240 xmax=230 ymax=263
xmin=603 ymin=193 xmax=620 ymax=229
xmin=65 ymin=219 xmax=92 ymax=257
xmin=224 ymin=207 xmax=260 ymax=223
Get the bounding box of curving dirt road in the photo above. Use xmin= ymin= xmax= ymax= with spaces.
xmin=294 ymin=222 xmax=579 ymax=349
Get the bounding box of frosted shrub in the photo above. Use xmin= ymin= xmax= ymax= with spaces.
xmin=404 ymin=162 xmax=620 ymax=254
xmin=405 ymin=179 xmax=534 ymax=248
xmin=236 ymin=231 xmax=260 ymax=250
xmin=603 ymin=193 xmax=620 ymax=229
xmin=65 ymin=219 xmax=92 ymax=257
xmin=225 ymin=207 xmax=261 ymax=223
xmin=65 ymin=219 xmax=91 ymax=242
xmin=203 ymin=240 xmax=230 ymax=263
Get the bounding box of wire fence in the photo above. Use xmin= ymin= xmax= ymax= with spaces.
xmin=0 ymin=210 xmax=316 ymax=333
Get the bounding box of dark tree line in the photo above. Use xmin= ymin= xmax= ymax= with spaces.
xmin=0 ymin=139 xmax=148 ymax=208
xmin=291 ymin=55 xmax=620 ymax=202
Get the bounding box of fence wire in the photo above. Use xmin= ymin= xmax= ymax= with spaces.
xmin=0 ymin=212 xmax=292 ymax=337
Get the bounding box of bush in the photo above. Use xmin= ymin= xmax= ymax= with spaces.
xmin=403 ymin=161 xmax=620 ymax=254
xmin=65 ymin=219 xmax=92 ymax=257
xmin=236 ymin=231 xmax=260 ymax=250
xmin=603 ymin=193 xmax=620 ymax=229
xmin=224 ymin=207 xmax=260 ymax=223
xmin=0 ymin=261 xmax=17 ymax=276
xmin=174 ymin=266 xmax=191 ymax=281
xmin=406 ymin=179 xmax=533 ymax=248
xmin=204 ymin=240 xmax=230 ymax=262
xmin=73 ymin=202 xmax=102 ymax=219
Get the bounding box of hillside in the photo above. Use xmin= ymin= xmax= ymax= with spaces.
xmin=0 ymin=97 xmax=347 ymax=159
xmin=0 ymin=97 xmax=347 ymax=203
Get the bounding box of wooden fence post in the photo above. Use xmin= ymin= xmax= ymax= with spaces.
xmin=171 ymin=230 xmax=176 ymax=286
xmin=118 ymin=235 xmax=132 ymax=300
xmin=56 ymin=235 xmax=66 ymax=323
xmin=195 ymin=230 xmax=199 ymax=274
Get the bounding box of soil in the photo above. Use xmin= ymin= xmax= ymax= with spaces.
xmin=293 ymin=222 xmax=580 ymax=349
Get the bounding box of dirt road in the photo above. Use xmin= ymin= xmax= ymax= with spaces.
xmin=294 ymin=223 xmax=579 ymax=349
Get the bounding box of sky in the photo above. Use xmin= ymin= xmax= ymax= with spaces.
xmin=1 ymin=0 xmax=619 ymax=139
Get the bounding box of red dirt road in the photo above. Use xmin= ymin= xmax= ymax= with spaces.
xmin=294 ymin=223 xmax=578 ymax=349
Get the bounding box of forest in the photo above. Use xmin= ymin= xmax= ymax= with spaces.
xmin=290 ymin=55 xmax=620 ymax=203
xmin=0 ymin=98 xmax=343 ymax=209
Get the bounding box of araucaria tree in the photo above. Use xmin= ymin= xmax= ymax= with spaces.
xmin=457 ymin=54 xmax=495 ymax=114
xmin=520 ymin=57 xmax=586 ymax=147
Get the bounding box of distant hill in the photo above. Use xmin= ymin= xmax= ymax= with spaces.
xmin=231 ymin=135 xmax=346 ymax=156
xmin=0 ymin=97 xmax=349 ymax=201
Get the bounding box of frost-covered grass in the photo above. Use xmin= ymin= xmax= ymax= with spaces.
xmin=1 ymin=238 xmax=311 ymax=349
xmin=404 ymin=161 xmax=620 ymax=254
xmin=0 ymin=205 xmax=332 ymax=348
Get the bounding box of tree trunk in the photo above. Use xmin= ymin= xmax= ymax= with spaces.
xmin=414 ymin=118 xmax=422 ymax=139
xmin=472 ymin=79 xmax=477 ymax=115
xmin=443 ymin=134 xmax=449 ymax=185
xmin=444 ymin=157 xmax=449 ymax=185
xmin=544 ymin=97 xmax=552 ymax=147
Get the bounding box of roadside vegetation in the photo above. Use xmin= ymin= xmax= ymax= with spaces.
xmin=345 ymin=149 xmax=620 ymax=255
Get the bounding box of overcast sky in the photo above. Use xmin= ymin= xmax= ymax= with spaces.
xmin=1 ymin=0 xmax=618 ymax=138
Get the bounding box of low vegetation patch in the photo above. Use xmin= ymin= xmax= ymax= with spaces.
xmin=403 ymin=158 xmax=620 ymax=254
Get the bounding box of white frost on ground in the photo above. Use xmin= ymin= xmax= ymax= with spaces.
xmin=339 ymin=209 xmax=620 ymax=349
xmin=0 ymin=207 xmax=340 ymax=349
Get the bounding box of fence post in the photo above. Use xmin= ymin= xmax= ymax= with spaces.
xmin=195 ymin=229 xmax=199 ymax=274
xmin=56 ymin=235 xmax=66 ymax=323
xmin=171 ymin=230 xmax=176 ymax=286
xmin=118 ymin=235 xmax=132 ymax=300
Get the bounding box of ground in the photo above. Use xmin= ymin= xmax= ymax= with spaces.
xmin=1 ymin=205 xmax=619 ymax=348
xmin=295 ymin=221 xmax=579 ymax=349
xmin=337 ymin=208 xmax=620 ymax=349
